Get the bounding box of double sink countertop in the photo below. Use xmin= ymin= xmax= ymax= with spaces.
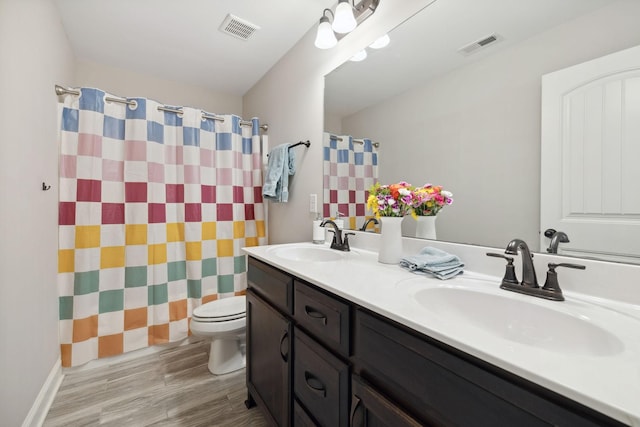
xmin=243 ymin=236 xmax=640 ymax=426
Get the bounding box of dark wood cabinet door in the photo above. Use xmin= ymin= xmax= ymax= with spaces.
xmin=350 ymin=375 xmax=425 ymax=427
xmin=247 ymin=289 xmax=292 ymax=427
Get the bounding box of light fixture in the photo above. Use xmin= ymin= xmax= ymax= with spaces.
xmin=369 ymin=33 xmax=390 ymax=49
xmin=350 ymin=49 xmax=368 ymax=62
xmin=314 ymin=0 xmax=380 ymax=49
xmin=314 ymin=9 xmax=337 ymax=49
xmin=332 ymin=0 xmax=357 ymax=34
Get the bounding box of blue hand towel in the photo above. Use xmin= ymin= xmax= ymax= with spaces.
xmin=407 ymin=265 xmax=464 ymax=280
xmin=400 ymin=246 xmax=465 ymax=280
xmin=400 ymin=246 xmax=461 ymax=269
xmin=262 ymin=144 xmax=296 ymax=202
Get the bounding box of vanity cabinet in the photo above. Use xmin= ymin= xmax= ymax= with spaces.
xmin=246 ymin=256 xmax=627 ymax=427
xmin=353 ymin=309 xmax=626 ymax=427
xmin=246 ymin=258 xmax=294 ymax=427
xmin=247 ymin=257 xmax=351 ymax=426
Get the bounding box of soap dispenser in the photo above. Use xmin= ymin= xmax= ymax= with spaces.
xmin=312 ymin=214 xmax=325 ymax=244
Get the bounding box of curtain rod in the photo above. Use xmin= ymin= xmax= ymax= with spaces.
xmin=54 ymin=84 xmax=268 ymax=131
xmin=329 ymin=134 xmax=380 ymax=148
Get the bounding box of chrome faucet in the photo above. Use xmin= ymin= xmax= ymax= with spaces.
xmin=359 ymin=217 xmax=379 ymax=232
xmin=505 ymin=238 xmax=538 ymax=288
xmin=546 ymin=230 xmax=569 ymax=254
xmin=320 ymin=219 xmax=354 ymax=251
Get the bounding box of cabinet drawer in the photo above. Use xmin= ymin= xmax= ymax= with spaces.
xmin=354 ymin=309 xmax=623 ymax=427
xmin=293 ymin=280 xmax=350 ymax=356
xmin=294 ymin=328 xmax=349 ymax=427
xmin=351 ymin=375 xmax=424 ymax=427
xmin=248 ymin=257 xmax=293 ymax=315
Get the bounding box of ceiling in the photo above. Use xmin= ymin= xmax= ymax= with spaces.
xmin=325 ymin=0 xmax=617 ymax=117
xmin=54 ymin=0 xmax=335 ymax=96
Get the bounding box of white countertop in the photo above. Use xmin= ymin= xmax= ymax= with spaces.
xmin=243 ymin=239 xmax=640 ymax=426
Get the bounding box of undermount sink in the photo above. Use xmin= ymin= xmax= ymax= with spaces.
xmin=268 ymin=244 xmax=346 ymax=262
xmin=413 ymin=286 xmax=625 ymax=357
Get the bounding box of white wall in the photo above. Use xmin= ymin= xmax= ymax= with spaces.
xmin=0 ymin=0 xmax=75 ymax=425
xmin=76 ymin=60 xmax=242 ymax=115
xmin=342 ymin=0 xmax=640 ymax=250
xmin=244 ymin=0 xmax=435 ymax=244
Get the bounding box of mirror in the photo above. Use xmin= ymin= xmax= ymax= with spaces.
xmin=324 ymin=0 xmax=639 ymax=261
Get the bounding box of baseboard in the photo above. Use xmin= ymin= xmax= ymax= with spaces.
xmin=21 ymin=357 xmax=64 ymax=427
xmin=63 ymin=336 xmax=199 ymax=374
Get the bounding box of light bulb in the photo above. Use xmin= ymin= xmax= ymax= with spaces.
xmin=314 ymin=16 xmax=337 ymax=49
xmin=350 ymin=49 xmax=367 ymax=62
xmin=332 ymin=0 xmax=357 ymax=34
xmin=369 ymin=34 xmax=390 ymax=49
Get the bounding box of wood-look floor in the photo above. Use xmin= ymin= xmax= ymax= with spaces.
xmin=43 ymin=339 xmax=269 ymax=427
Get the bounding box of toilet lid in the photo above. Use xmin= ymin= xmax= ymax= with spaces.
xmin=192 ymin=295 xmax=246 ymax=320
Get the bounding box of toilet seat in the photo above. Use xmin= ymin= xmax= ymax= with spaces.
xmin=192 ymin=296 xmax=246 ymax=323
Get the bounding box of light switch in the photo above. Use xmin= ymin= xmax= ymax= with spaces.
xmin=309 ymin=193 xmax=318 ymax=213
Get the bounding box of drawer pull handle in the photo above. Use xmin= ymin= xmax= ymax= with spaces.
xmin=279 ymin=330 xmax=289 ymax=362
xmin=304 ymin=305 xmax=327 ymax=325
xmin=304 ymin=371 xmax=326 ymax=397
xmin=350 ymin=395 xmax=363 ymax=427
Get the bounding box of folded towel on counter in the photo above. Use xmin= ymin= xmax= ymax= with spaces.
xmin=262 ymin=144 xmax=296 ymax=202
xmin=400 ymin=246 xmax=464 ymax=280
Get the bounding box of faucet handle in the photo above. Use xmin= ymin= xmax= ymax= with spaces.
xmin=486 ymin=252 xmax=519 ymax=286
xmin=548 ymin=262 xmax=586 ymax=270
xmin=343 ymin=232 xmax=355 ymax=251
xmin=542 ymin=262 xmax=586 ymax=298
xmin=486 ymin=252 xmax=513 ymax=262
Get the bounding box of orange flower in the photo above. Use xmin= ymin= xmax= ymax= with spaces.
xmin=388 ymin=184 xmax=402 ymax=199
xmin=388 ymin=182 xmax=410 ymax=200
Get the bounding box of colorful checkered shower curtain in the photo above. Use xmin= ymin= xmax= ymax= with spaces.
xmin=322 ymin=132 xmax=378 ymax=230
xmin=57 ymin=88 xmax=266 ymax=367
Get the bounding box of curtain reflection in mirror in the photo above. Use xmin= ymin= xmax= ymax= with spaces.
xmin=322 ymin=132 xmax=379 ymax=231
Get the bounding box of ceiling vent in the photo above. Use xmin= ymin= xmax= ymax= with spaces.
xmin=458 ymin=33 xmax=503 ymax=56
xmin=219 ymin=14 xmax=260 ymax=41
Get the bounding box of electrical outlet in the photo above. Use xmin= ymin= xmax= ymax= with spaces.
xmin=309 ymin=193 xmax=317 ymax=213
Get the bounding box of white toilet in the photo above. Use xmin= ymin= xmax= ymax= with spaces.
xmin=190 ymin=295 xmax=247 ymax=375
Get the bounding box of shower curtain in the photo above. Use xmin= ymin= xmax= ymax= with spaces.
xmin=57 ymin=88 xmax=266 ymax=367
xmin=323 ymin=132 xmax=378 ymax=230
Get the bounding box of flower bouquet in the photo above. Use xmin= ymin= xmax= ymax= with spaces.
xmin=366 ymin=182 xmax=414 ymax=218
xmin=411 ymin=184 xmax=454 ymax=217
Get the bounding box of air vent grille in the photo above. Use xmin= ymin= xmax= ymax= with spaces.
xmin=458 ymin=33 xmax=503 ymax=56
xmin=219 ymin=14 xmax=260 ymax=41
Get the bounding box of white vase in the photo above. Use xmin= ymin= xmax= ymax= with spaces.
xmin=378 ymin=216 xmax=404 ymax=264
xmin=414 ymin=215 xmax=437 ymax=240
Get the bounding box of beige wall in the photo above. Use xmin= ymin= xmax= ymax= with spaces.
xmin=342 ymin=0 xmax=640 ymax=250
xmin=0 ymin=0 xmax=75 ymax=424
xmin=76 ymin=60 xmax=242 ymax=115
xmin=244 ymin=0 xmax=434 ymax=244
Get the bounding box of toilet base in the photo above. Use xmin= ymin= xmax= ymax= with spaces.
xmin=208 ymin=337 xmax=246 ymax=375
